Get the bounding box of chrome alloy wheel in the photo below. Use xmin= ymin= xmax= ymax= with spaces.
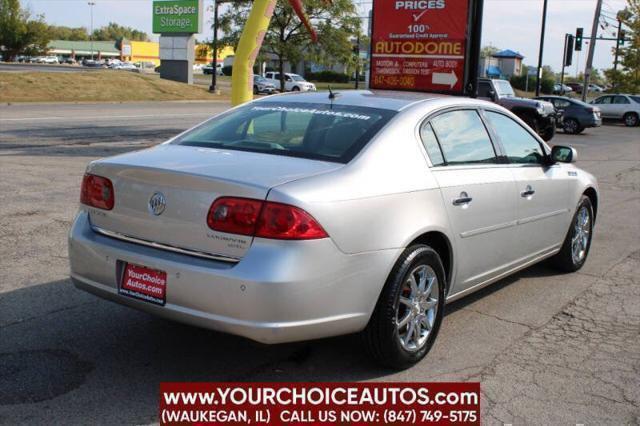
xmin=571 ymin=206 xmax=591 ymax=264
xmin=396 ymin=265 xmax=439 ymax=352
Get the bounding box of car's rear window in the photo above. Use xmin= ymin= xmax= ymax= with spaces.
xmin=173 ymin=102 xmax=396 ymax=163
xmin=631 ymin=96 xmax=640 ymax=104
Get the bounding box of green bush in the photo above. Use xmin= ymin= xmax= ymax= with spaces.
xmin=305 ymin=70 xmax=349 ymax=83
xmin=510 ymin=74 xmax=554 ymax=94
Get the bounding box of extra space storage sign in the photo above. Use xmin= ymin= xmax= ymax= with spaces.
xmin=370 ymin=0 xmax=469 ymax=94
xmin=152 ymin=0 xmax=203 ymax=34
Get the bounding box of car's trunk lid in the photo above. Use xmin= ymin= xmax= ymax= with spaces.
xmin=87 ymin=144 xmax=341 ymax=260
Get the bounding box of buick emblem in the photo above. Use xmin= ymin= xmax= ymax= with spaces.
xmin=148 ymin=192 xmax=166 ymax=216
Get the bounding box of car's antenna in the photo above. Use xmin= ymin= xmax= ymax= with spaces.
xmin=328 ymin=85 xmax=339 ymax=100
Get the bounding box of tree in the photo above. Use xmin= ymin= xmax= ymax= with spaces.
xmin=606 ymin=1 xmax=640 ymax=92
xmin=92 ymin=22 xmax=148 ymax=42
xmin=47 ymin=25 xmax=90 ymax=41
xmin=0 ymin=0 xmax=50 ymax=61
xmin=480 ymin=45 xmax=499 ymax=58
xmin=218 ymin=0 xmax=360 ymax=91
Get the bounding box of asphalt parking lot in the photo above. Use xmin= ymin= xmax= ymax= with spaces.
xmin=1 ymin=101 xmax=639 ymax=424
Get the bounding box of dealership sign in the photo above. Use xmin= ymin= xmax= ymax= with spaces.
xmin=152 ymin=0 xmax=203 ymax=34
xmin=370 ymin=0 xmax=471 ymax=94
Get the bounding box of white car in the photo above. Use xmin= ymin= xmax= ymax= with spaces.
xmin=264 ymin=72 xmax=316 ymax=92
xmin=114 ymin=62 xmax=137 ymax=71
xmin=588 ymin=84 xmax=604 ymax=93
xmin=590 ymin=94 xmax=640 ymax=127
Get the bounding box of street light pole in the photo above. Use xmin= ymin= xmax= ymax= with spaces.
xmin=88 ymin=2 xmax=95 ymax=61
xmin=209 ymin=0 xmax=219 ymax=92
xmin=535 ymin=0 xmax=548 ymax=96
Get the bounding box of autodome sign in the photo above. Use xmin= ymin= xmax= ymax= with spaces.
xmin=370 ymin=0 xmax=472 ymax=94
xmin=152 ymin=0 xmax=203 ymax=34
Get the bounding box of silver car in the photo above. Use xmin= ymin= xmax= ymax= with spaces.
xmin=590 ymin=94 xmax=640 ymax=127
xmin=69 ymin=91 xmax=598 ymax=368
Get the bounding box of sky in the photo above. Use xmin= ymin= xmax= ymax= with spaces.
xmin=20 ymin=0 xmax=630 ymax=74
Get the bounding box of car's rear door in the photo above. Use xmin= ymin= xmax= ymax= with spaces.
xmin=593 ymin=95 xmax=615 ymax=118
xmin=483 ymin=110 xmax=571 ymax=261
xmin=420 ymin=109 xmax=519 ymax=293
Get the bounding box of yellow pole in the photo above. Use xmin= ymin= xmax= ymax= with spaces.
xmin=231 ymin=0 xmax=277 ymax=106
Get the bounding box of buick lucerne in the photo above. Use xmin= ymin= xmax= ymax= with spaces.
xmin=69 ymin=91 xmax=598 ymax=368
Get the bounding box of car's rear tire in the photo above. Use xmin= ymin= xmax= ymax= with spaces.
xmin=550 ymin=195 xmax=594 ymax=272
xmin=362 ymin=245 xmax=446 ymax=369
xmin=623 ymin=112 xmax=639 ymax=127
xmin=253 ymin=85 xmax=259 ymax=95
xmin=563 ymin=118 xmax=581 ymax=134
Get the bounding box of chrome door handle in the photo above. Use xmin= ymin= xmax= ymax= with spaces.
xmin=521 ymin=186 xmax=536 ymax=197
xmin=452 ymin=192 xmax=473 ymax=206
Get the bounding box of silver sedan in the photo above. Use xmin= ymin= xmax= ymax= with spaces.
xmin=69 ymin=91 xmax=598 ymax=369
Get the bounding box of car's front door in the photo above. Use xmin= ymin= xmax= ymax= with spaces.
xmin=483 ymin=110 xmax=571 ymax=261
xmin=420 ymin=109 xmax=519 ymax=293
xmin=612 ymin=95 xmax=631 ymax=118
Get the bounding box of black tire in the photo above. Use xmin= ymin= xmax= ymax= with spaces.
xmin=362 ymin=245 xmax=446 ymax=369
xmin=253 ymin=85 xmax=259 ymax=95
xmin=523 ymin=115 xmax=540 ymax=134
xmin=563 ymin=118 xmax=581 ymax=135
xmin=540 ymin=124 xmax=556 ymax=141
xmin=623 ymin=112 xmax=639 ymax=127
xmin=292 ymin=86 xmax=300 ymax=91
xmin=550 ymin=195 xmax=594 ymax=272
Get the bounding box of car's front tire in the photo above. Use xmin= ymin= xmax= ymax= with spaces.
xmin=292 ymin=86 xmax=300 ymax=91
xmin=550 ymin=195 xmax=594 ymax=272
xmin=363 ymin=245 xmax=446 ymax=369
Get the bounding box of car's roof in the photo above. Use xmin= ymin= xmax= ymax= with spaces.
xmin=254 ymin=90 xmax=455 ymax=111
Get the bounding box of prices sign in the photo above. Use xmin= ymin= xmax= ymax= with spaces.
xmin=370 ymin=0 xmax=470 ymax=94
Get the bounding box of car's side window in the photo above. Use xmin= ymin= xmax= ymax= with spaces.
xmin=419 ymin=122 xmax=445 ymax=166
xmin=555 ymin=99 xmax=571 ymax=108
xmin=595 ymin=96 xmax=611 ymax=104
xmin=430 ymin=110 xmax=497 ymax=165
xmin=613 ymin=96 xmax=630 ymax=104
xmin=485 ymin=111 xmax=545 ymax=165
xmin=478 ymin=82 xmax=492 ymax=98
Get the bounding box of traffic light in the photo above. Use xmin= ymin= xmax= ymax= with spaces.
xmin=618 ymin=29 xmax=626 ymax=46
xmin=575 ymin=28 xmax=584 ymax=51
xmin=565 ymin=35 xmax=574 ymax=67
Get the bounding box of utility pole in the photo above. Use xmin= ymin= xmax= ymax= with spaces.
xmin=560 ymin=34 xmax=568 ymax=94
xmin=354 ymin=34 xmax=360 ymax=90
xmin=614 ymin=18 xmax=622 ymax=72
xmin=209 ymin=0 xmax=220 ymax=93
xmin=535 ymin=0 xmax=548 ymax=96
xmin=582 ymin=0 xmax=603 ymax=101
xmin=88 ymin=2 xmax=95 ymax=60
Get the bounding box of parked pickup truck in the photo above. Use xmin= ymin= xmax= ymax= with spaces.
xmin=264 ymin=72 xmax=316 ymax=92
xmin=478 ymin=78 xmax=558 ymax=141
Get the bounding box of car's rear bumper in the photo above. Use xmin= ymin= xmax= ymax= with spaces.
xmin=69 ymin=211 xmax=399 ymax=344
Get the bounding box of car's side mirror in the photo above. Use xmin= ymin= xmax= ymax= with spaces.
xmin=551 ymin=145 xmax=577 ymax=163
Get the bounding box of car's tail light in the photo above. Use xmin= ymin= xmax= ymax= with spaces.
xmin=207 ymin=197 xmax=328 ymax=240
xmin=207 ymin=197 xmax=263 ymax=236
xmin=80 ymin=174 xmax=114 ymax=210
xmin=255 ymin=201 xmax=327 ymax=240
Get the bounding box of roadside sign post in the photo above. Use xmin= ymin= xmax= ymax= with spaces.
xmin=153 ymin=0 xmax=204 ymax=84
xmin=368 ymin=0 xmax=484 ymax=97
